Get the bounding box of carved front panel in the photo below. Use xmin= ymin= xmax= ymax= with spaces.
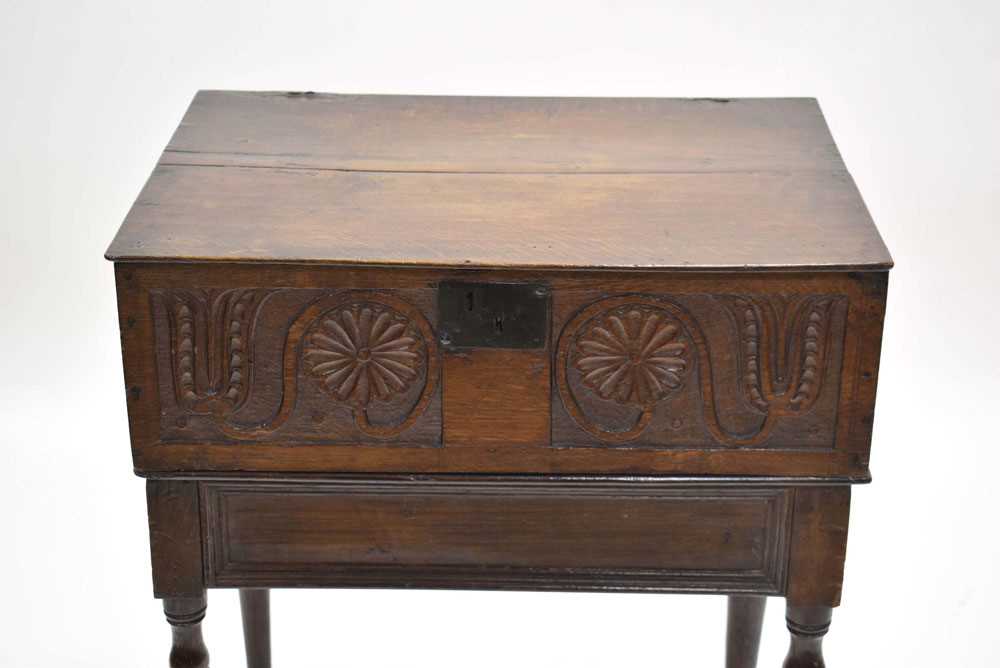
xmin=552 ymin=292 xmax=848 ymax=449
xmin=148 ymin=283 xmax=848 ymax=452
xmin=151 ymin=288 xmax=441 ymax=446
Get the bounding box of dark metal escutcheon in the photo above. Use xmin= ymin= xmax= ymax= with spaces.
xmin=438 ymin=281 xmax=549 ymax=349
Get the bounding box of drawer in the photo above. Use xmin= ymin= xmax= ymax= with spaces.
xmin=201 ymin=479 xmax=792 ymax=594
xmin=116 ymin=263 xmax=886 ymax=478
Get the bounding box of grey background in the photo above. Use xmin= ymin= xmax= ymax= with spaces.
xmin=3 ymin=1 xmax=997 ymax=666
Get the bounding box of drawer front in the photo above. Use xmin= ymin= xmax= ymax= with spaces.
xmin=116 ymin=263 xmax=886 ymax=477
xmin=202 ymin=480 xmax=792 ymax=594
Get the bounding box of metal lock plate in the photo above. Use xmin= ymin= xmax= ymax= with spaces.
xmin=438 ymin=281 xmax=550 ymax=349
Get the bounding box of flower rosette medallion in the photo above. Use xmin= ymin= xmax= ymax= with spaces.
xmin=302 ymin=299 xmax=436 ymax=438
xmin=574 ymin=305 xmax=691 ymax=407
xmin=558 ymin=300 xmax=694 ymax=443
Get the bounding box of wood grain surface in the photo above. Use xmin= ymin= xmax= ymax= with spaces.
xmin=105 ymin=92 xmax=891 ymax=271
xmin=146 ymin=480 xmax=204 ymax=598
xmin=786 ymin=486 xmax=852 ymax=607
xmin=442 ymin=349 xmax=551 ymax=448
xmin=162 ymin=92 xmax=844 ymax=173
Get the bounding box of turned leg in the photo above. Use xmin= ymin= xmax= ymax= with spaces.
xmin=725 ymin=595 xmax=766 ymax=668
xmin=782 ymin=486 xmax=850 ymax=667
xmin=163 ymin=594 xmax=209 ymax=668
xmin=240 ymin=588 xmax=272 ymax=668
xmin=783 ymin=604 xmax=832 ymax=668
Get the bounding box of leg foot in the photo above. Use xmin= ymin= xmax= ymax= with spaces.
xmin=783 ymin=604 xmax=832 ymax=668
xmin=726 ymin=595 xmax=766 ymax=668
xmin=163 ymin=594 xmax=209 ymax=668
xmin=240 ymin=588 xmax=271 ymax=668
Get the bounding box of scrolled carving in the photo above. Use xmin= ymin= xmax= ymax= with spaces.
xmin=162 ymin=289 xmax=439 ymax=441
xmin=557 ymin=293 xmax=842 ymax=447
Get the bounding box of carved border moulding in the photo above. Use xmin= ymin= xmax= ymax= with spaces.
xmin=555 ymin=294 xmax=840 ymax=447
xmin=163 ymin=290 xmax=439 ymax=441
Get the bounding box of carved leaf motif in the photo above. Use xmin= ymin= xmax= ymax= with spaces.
xmin=787 ymin=298 xmax=832 ymax=409
xmin=304 ymin=303 xmax=426 ymax=407
xmin=573 ymin=306 xmax=690 ymax=407
xmin=169 ymin=288 xmax=270 ymax=412
xmin=720 ymin=294 xmax=835 ymax=414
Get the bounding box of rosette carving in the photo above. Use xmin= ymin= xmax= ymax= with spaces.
xmin=304 ymin=303 xmax=426 ymax=407
xmin=557 ymin=298 xmax=696 ymax=443
xmin=291 ymin=293 xmax=438 ymax=439
xmin=573 ymin=306 xmax=691 ymax=406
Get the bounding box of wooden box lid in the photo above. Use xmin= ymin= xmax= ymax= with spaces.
xmin=106 ymin=91 xmax=891 ymax=272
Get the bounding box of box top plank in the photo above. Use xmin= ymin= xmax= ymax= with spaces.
xmin=106 ymin=91 xmax=891 ymax=271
